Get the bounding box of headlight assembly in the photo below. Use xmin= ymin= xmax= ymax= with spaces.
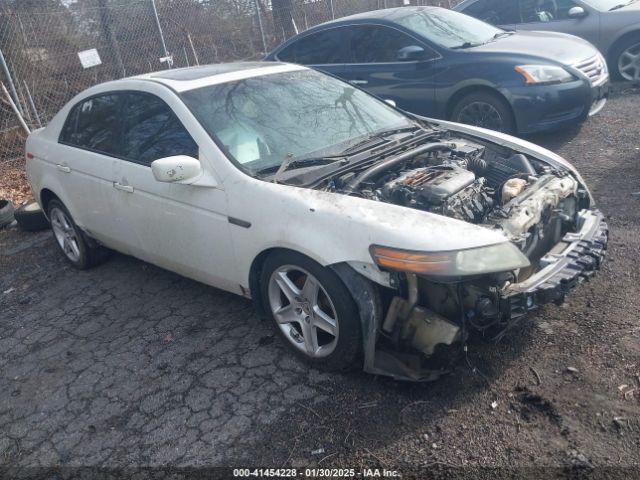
xmin=370 ymin=242 xmax=530 ymax=277
xmin=515 ymin=65 xmax=574 ymax=85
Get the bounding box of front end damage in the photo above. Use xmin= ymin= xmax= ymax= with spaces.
xmin=325 ymin=127 xmax=608 ymax=381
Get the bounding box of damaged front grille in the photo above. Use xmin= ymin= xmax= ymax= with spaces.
xmin=503 ymin=212 xmax=608 ymax=318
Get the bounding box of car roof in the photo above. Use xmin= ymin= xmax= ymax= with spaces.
xmin=266 ymin=6 xmax=440 ymax=56
xmin=130 ymin=62 xmax=307 ymax=92
xmin=307 ymin=6 xmax=438 ymax=29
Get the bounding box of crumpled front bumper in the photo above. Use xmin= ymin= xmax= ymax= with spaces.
xmin=501 ymin=208 xmax=608 ymax=319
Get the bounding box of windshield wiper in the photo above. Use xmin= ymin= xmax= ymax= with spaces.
xmin=490 ymin=31 xmax=513 ymax=41
xmin=451 ymin=41 xmax=482 ymax=50
xmin=610 ymin=0 xmax=636 ymax=9
xmin=340 ymin=125 xmax=421 ymax=155
xmin=262 ymin=155 xmax=348 ymax=183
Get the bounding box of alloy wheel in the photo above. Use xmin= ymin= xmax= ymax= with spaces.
xmin=50 ymin=207 xmax=81 ymax=262
xmin=268 ymin=265 xmax=339 ymax=358
xmin=618 ymin=42 xmax=640 ymax=81
xmin=457 ymin=101 xmax=504 ymax=131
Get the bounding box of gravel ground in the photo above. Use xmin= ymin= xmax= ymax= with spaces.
xmin=1 ymin=84 xmax=639 ymax=478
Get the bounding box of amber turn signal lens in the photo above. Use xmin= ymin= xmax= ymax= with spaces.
xmin=369 ymin=245 xmax=453 ymax=274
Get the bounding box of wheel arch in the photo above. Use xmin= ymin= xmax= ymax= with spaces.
xmin=607 ymin=29 xmax=640 ymax=67
xmin=39 ymin=188 xmax=61 ymax=218
xmin=446 ymin=84 xmax=515 ymax=126
xmin=248 ymin=247 xmax=326 ymax=319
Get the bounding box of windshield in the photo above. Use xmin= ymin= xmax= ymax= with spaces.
xmin=394 ymin=8 xmax=503 ymax=49
xmin=180 ymin=69 xmax=412 ymax=176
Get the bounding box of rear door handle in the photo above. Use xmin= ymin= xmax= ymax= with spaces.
xmin=349 ymin=79 xmax=368 ymax=85
xmin=113 ymin=182 xmax=134 ymax=193
xmin=56 ymin=164 xmax=71 ymax=173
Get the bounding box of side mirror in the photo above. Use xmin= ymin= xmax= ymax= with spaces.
xmin=397 ymin=45 xmax=427 ymax=62
xmin=151 ymin=155 xmax=202 ymax=184
xmin=384 ymin=99 xmax=397 ymax=108
xmin=568 ymin=6 xmax=587 ymax=18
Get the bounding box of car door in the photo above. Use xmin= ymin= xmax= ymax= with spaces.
xmin=459 ymin=0 xmax=519 ymax=29
xmin=275 ymin=26 xmax=349 ymax=78
xmin=514 ymin=0 xmax=600 ymax=46
xmin=109 ymin=91 xmax=238 ymax=292
xmin=338 ymin=24 xmax=439 ymax=116
xmin=56 ymin=92 xmax=133 ymax=253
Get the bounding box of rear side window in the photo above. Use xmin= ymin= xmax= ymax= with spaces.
xmin=463 ymin=0 xmax=520 ymax=24
xmin=60 ymin=93 xmax=122 ymax=156
xmin=349 ymin=25 xmax=427 ymax=63
xmin=277 ymin=28 xmax=348 ymax=64
xmin=122 ymin=92 xmax=198 ymax=166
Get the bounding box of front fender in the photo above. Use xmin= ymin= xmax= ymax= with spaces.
xmin=226 ymin=175 xmax=509 ymax=289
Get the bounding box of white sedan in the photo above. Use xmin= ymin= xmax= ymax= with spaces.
xmin=26 ymin=62 xmax=607 ymax=381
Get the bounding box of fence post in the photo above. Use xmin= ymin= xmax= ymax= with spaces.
xmin=0 ymin=48 xmax=24 ymax=116
xmin=151 ymin=0 xmax=172 ymax=68
xmin=254 ymin=0 xmax=267 ymax=54
xmin=23 ymin=80 xmax=42 ymax=128
xmin=328 ymin=0 xmax=335 ymax=19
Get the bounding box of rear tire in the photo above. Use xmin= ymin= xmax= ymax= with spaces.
xmin=260 ymin=251 xmax=362 ymax=372
xmin=451 ymin=91 xmax=515 ymax=134
xmin=47 ymin=199 xmax=110 ymax=269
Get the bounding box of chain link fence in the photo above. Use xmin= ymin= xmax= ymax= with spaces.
xmin=0 ymin=0 xmax=458 ymax=175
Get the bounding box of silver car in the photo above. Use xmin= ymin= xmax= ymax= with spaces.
xmin=455 ymin=0 xmax=640 ymax=81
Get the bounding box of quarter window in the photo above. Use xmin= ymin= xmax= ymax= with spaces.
xmin=349 ymin=25 xmax=429 ymax=63
xmin=60 ymin=93 xmax=122 ymax=156
xmin=277 ymin=28 xmax=348 ymax=64
xmin=122 ymin=93 xmax=198 ymax=166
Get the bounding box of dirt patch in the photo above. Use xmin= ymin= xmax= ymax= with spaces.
xmin=0 ymin=159 xmax=32 ymax=205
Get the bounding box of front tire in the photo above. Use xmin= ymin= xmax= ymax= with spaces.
xmin=450 ymin=91 xmax=515 ymax=134
xmin=47 ymin=199 xmax=110 ymax=269
xmin=260 ymin=251 xmax=362 ymax=371
xmin=611 ymin=34 xmax=640 ymax=81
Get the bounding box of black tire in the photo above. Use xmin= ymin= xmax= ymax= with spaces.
xmin=0 ymin=198 xmax=15 ymax=229
xmin=14 ymin=201 xmax=50 ymax=232
xmin=260 ymin=250 xmax=362 ymax=372
xmin=47 ymin=199 xmax=110 ymax=269
xmin=609 ymin=33 xmax=640 ymax=81
xmin=450 ymin=91 xmax=516 ymax=134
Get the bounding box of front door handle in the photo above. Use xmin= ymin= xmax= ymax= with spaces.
xmin=113 ymin=182 xmax=134 ymax=193
xmin=56 ymin=164 xmax=71 ymax=173
xmin=349 ymin=79 xmax=368 ymax=85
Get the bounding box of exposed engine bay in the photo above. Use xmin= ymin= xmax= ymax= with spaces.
xmin=321 ymin=131 xmax=605 ymax=382
xmin=324 ymin=134 xmax=586 ymax=265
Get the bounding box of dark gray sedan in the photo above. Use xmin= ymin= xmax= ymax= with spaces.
xmin=455 ymin=0 xmax=640 ymax=81
xmin=266 ymin=7 xmax=609 ymax=134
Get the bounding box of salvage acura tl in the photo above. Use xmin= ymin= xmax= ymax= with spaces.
xmin=25 ymin=63 xmax=608 ymax=381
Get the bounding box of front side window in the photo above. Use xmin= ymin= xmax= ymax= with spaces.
xmin=60 ymin=93 xmax=122 ymax=156
xmin=180 ymin=70 xmax=413 ymax=175
xmin=519 ymin=0 xmax=580 ymax=22
xmin=277 ymin=28 xmax=349 ymax=64
xmin=463 ymin=0 xmax=521 ymax=24
xmin=122 ymin=93 xmax=198 ymax=166
xmin=394 ymin=7 xmax=503 ymax=49
xmin=349 ymin=25 xmax=428 ymax=63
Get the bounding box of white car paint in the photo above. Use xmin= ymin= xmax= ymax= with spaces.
xmin=25 ymin=64 xmax=580 ymax=297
